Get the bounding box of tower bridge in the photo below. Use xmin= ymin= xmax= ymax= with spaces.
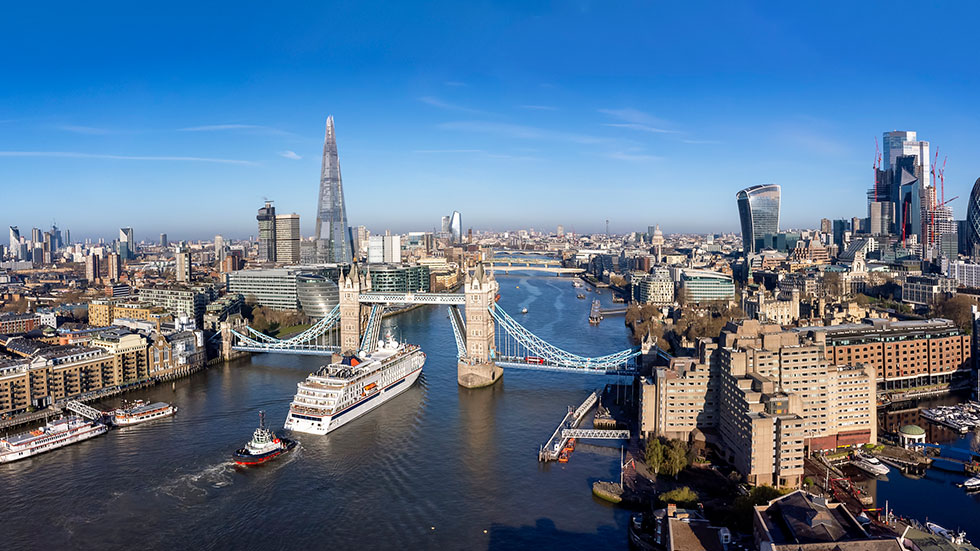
xmin=228 ymin=262 xmax=641 ymax=388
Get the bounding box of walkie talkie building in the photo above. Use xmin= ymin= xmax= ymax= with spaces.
xmin=736 ymin=184 xmax=780 ymax=255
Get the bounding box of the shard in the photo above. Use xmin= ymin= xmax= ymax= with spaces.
xmin=314 ymin=116 xmax=353 ymax=263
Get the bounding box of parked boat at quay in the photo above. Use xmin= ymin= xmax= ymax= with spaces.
xmin=0 ymin=416 xmax=107 ymax=463
xmin=851 ymin=452 xmax=890 ymax=476
xmin=113 ymin=400 xmax=177 ymax=426
xmin=921 ymin=403 xmax=980 ymax=434
xmin=963 ymin=475 xmax=980 ymax=492
xmin=927 ymin=522 xmax=971 ymax=546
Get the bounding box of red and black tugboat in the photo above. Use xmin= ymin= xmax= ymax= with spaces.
xmin=233 ymin=411 xmax=296 ymax=466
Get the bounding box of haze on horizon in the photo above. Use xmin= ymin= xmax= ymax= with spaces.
xmin=2 ymin=1 xmax=979 ymax=242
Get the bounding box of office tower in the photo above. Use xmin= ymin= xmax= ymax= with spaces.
xmin=117 ymin=227 xmax=134 ymax=259
xmin=256 ymin=201 xmax=277 ymax=262
xmin=367 ymin=235 xmax=384 ymax=263
xmin=314 ymin=116 xmax=353 ymax=263
xmin=214 ymin=234 xmax=225 ymax=266
xmin=8 ymin=227 xmax=20 ymax=260
xmin=175 ymin=250 xmax=191 ymax=282
xmin=736 ymin=184 xmax=780 ymax=255
xmin=85 ymin=253 xmax=100 ymax=283
xmin=107 ymin=252 xmax=121 ymax=283
xmin=557 ymin=225 xmax=565 ymax=237
xmin=42 ymin=232 xmax=52 ymax=264
xmin=870 ymin=131 xmax=931 ymax=241
xmin=832 ymin=219 xmax=849 ymax=249
xmin=160 ymin=233 xmax=168 ymax=248
xmin=441 ymin=216 xmax=451 ymax=235
xmin=31 ymin=227 xmax=42 ymax=244
xmin=64 ymin=229 xmax=70 ymax=247
xmin=819 ymin=218 xmax=831 ymax=234
xmin=275 ymin=214 xmax=301 ymax=264
xmin=449 ymin=211 xmax=462 ymax=244
xmin=383 ymin=233 xmax=401 ymax=263
xmin=965 ymin=178 xmax=980 ymax=256
xmin=354 ymin=225 xmax=369 ymax=257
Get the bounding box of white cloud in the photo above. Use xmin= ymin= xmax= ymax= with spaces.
xmin=605 ymin=151 xmax=663 ymax=162
xmin=603 ymin=123 xmax=676 ymax=134
xmin=57 ymin=125 xmax=116 ymax=135
xmin=444 ymin=81 xmax=467 ymax=87
xmin=418 ymin=96 xmax=488 ymax=115
xmin=519 ymin=105 xmax=558 ymax=111
xmin=681 ymin=138 xmax=722 ymax=145
xmin=439 ymin=121 xmax=604 ymax=144
xmin=0 ymin=151 xmax=255 ymax=165
xmin=279 ymin=150 xmax=302 ymax=160
xmin=177 ymin=124 xmax=296 ymax=136
xmin=598 ymin=107 xmax=668 ymax=126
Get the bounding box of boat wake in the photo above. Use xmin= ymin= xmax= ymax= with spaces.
xmin=158 ymin=462 xmax=237 ymax=501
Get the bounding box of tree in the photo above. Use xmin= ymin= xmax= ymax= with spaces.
xmin=855 ymin=293 xmax=871 ymax=307
xmin=729 ymin=485 xmax=786 ymax=531
xmin=658 ymin=486 xmax=699 ymax=508
xmin=936 ymin=295 xmax=975 ymax=333
xmin=662 ymin=439 xmax=689 ymax=478
xmin=645 ymin=438 xmax=666 ymax=475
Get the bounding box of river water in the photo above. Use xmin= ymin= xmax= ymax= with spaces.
xmin=0 ymin=273 xmax=635 ymax=550
xmin=5 ymin=271 xmax=979 ymax=548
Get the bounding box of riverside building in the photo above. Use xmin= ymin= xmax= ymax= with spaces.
xmin=640 ymin=320 xmax=876 ymax=488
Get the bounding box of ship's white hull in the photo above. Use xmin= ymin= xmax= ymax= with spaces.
xmin=114 ymin=405 xmax=177 ymax=426
xmin=285 ymin=366 xmax=422 ymax=435
xmin=0 ymin=423 xmax=108 ymax=463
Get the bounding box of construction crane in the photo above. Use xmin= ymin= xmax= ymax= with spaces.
xmin=873 ymin=137 xmax=882 ymax=202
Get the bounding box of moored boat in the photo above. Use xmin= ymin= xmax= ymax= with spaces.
xmin=0 ymin=416 xmax=107 ymax=463
xmin=233 ymin=411 xmax=296 ymax=466
xmin=113 ymin=400 xmax=177 ymax=426
xmin=851 ymin=453 xmax=890 ymax=476
xmin=964 ymin=475 xmax=980 ymax=492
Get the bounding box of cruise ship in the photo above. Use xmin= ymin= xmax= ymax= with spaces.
xmin=284 ymin=336 xmax=425 ymax=435
xmin=0 ymin=416 xmax=108 ymax=463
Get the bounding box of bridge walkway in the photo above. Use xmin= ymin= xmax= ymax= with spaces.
xmin=539 ymin=390 xmax=598 ymax=461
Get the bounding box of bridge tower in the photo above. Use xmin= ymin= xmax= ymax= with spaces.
xmin=458 ymin=262 xmax=503 ymax=388
xmin=339 ymin=263 xmax=363 ymax=355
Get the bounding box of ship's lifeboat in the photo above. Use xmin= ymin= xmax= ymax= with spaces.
xmin=558 ymin=451 xmax=569 ymax=463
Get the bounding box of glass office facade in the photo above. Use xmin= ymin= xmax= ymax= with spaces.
xmin=736 ymin=184 xmax=780 ymax=255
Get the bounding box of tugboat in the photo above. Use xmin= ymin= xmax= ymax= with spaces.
xmin=233 ymin=411 xmax=296 ymax=466
xmin=963 ymin=475 xmax=980 ymax=492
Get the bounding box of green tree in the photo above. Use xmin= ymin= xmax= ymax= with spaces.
xmin=645 ymin=438 xmax=665 ymax=474
xmin=729 ymin=485 xmax=786 ymax=531
xmin=662 ymin=439 xmax=689 ymax=478
xmin=658 ymin=486 xmax=699 ymax=508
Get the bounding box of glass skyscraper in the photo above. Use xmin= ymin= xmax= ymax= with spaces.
xmin=965 ymin=177 xmax=980 ymax=256
xmin=736 ymin=184 xmax=780 ymax=255
xmin=314 ymin=116 xmax=353 ymax=264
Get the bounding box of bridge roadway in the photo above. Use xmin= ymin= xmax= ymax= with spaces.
xmin=358 ymin=292 xmax=465 ymax=304
xmin=486 ymin=264 xmax=584 ymax=274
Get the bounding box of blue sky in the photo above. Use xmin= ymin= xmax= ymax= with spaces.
xmin=2 ymin=1 xmax=979 ymax=241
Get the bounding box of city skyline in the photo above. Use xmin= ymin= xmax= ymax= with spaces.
xmin=2 ymin=2 xmax=980 ymax=239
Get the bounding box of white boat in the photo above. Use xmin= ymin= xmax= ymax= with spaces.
xmin=964 ymin=475 xmax=980 ymax=492
xmin=851 ymin=453 xmax=890 ymax=476
xmin=521 ymin=307 xmax=528 ymax=314
xmin=0 ymin=416 xmax=107 ymax=463
xmin=927 ymin=522 xmax=969 ymax=545
xmin=284 ymin=335 xmax=425 ymax=435
xmin=113 ymin=401 xmax=177 ymax=426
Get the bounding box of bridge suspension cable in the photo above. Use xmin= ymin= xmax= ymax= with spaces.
xmin=489 ymin=303 xmax=639 ymax=372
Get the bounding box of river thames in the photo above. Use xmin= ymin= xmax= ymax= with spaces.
xmin=3 ymin=271 xmax=980 ymax=548
xmin=0 ymin=273 xmax=635 ymax=550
